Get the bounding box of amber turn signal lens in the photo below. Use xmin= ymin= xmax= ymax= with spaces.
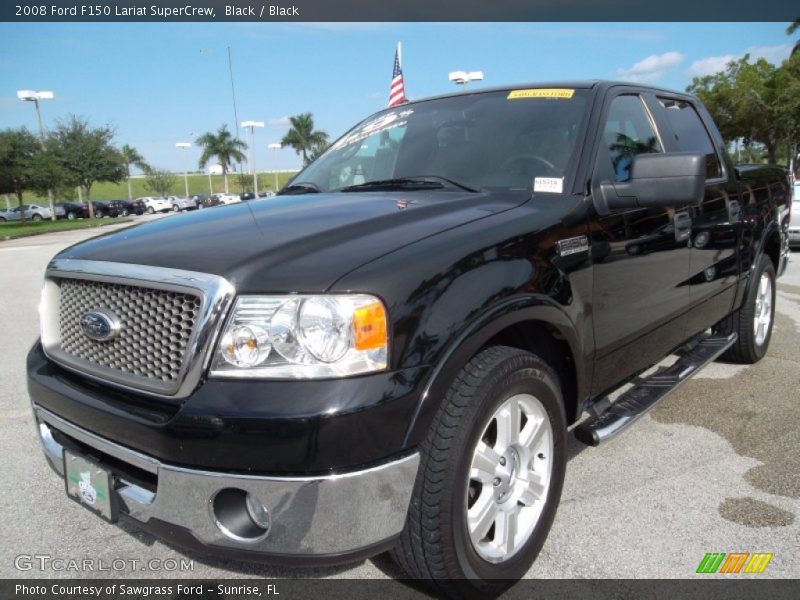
xmin=353 ymin=301 xmax=387 ymax=351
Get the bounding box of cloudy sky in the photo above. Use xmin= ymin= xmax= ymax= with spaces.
xmin=0 ymin=22 xmax=794 ymax=171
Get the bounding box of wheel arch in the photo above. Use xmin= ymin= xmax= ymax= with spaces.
xmin=402 ymin=298 xmax=586 ymax=449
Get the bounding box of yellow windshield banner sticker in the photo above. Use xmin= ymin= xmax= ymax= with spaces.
xmin=507 ymin=89 xmax=575 ymax=100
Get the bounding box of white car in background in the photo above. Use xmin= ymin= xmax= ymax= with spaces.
xmin=789 ymin=183 xmax=800 ymax=249
xmin=217 ymin=193 xmax=241 ymax=205
xmin=166 ymin=196 xmax=195 ymax=212
xmin=137 ymin=196 xmax=172 ymax=214
xmin=0 ymin=204 xmax=64 ymax=221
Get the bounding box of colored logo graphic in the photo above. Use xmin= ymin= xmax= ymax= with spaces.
xmin=696 ymin=552 xmax=773 ymax=574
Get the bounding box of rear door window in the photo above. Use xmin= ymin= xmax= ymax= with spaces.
xmin=657 ymin=98 xmax=723 ymax=179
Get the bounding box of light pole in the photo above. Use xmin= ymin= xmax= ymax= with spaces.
xmin=17 ymin=90 xmax=56 ymax=221
xmin=448 ymin=71 xmax=484 ymax=89
xmin=175 ymin=142 xmax=191 ymax=197
xmin=241 ymin=120 xmax=264 ymax=194
xmin=268 ymin=143 xmax=281 ymax=192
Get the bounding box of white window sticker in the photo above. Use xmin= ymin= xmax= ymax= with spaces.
xmin=534 ymin=177 xmax=564 ymax=194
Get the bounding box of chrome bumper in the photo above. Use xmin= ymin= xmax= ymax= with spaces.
xmin=34 ymin=405 xmax=419 ymax=557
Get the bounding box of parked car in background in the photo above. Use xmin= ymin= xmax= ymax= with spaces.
xmin=789 ymin=193 xmax=800 ymax=249
xmin=89 ymin=201 xmax=122 ymax=218
xmin=117 ymin=199 xmax=145 ymax=216
xmin=258 ymin=191 xmax=276 ymax=198
xmin=0 ymin=207 xmax=17 ymax=221
xmin=217 ymin=193 xmax=241 ymax=205
xmin=167 ymin=196 xmax=196 ymax=212
xmin=137 ymin=196 xmax=172 ymax=214
xmin=59 ymin=202 xmax=88 ymax=220
xmin=193 ymin=194 xmax=222 ymax=209
xmin=239 ymin=191 xmax=256 ymax=201
xmin=1 ymin=204 xmax=64 ymax=221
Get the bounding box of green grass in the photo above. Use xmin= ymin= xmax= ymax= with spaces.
xmin=2 ymin=171 xmax=298 ymax=206
xmin=0 ymin=218 xmax=133 ymax=240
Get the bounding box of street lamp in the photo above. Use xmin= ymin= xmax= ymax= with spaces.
xmin=175 ymin=142 xmax=191 ymax=197
xmin=17 ymin=89 xmax=56 ymax=220
xmin=268 ymin=143 xmax=282 ymax=192
xmin=241 ymin=120 xmax=265 ymax=194
xmin=448 ymin=71 xmax=484 ymax=88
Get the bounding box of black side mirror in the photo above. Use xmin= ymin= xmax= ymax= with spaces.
xmin=594 ymin=152 xmax=705 ymax=215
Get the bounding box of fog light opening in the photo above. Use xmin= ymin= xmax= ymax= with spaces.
xmin=211 ymin=488 xmax=270 ymax=543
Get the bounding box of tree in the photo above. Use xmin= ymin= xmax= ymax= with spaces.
xmin=0 ymin=128 xmax=40 ymax=225
xmin=281 ymin=113 xmax=329 ymax=167
xmin=196 ymin=125 xmax=247 ymax=193
xmin=688 ymin=55 xmax=784 ymax=163
xmin=48 ymin=116 xmax=126 ymax=218
xmin=120 ymin=144 xmax=148 ymax=200
xmin=142 ymin=167 xmax=176 ymax=197
xmin=788 ymin=19 xmax=800 ymax=56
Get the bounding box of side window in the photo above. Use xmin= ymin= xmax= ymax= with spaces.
xmin=602 ymin=95 xmax=662 ymax=182
xmin=658 ymin=98 xmax=722 ymax=179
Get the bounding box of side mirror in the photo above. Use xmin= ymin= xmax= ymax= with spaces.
xmin=594 ymin=153 xmax=705 ymax=215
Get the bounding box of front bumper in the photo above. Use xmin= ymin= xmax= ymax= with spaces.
xmin=34 ymin=405 xmax=419 ymax=563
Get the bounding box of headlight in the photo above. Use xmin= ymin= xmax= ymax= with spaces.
xmin=210 ymin=294 xmax=388 ymax=378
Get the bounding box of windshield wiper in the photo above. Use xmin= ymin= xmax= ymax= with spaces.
xmin=340 ymin=175 xmax=479 ymax=193
xmin=279 ymin=182 xmax=321 ymax=195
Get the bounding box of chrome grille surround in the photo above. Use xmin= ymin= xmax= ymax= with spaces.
xmin=41 ymin=259 xmax=235 ymax=398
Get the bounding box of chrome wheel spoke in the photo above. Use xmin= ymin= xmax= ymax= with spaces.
xmin=519 ymin=417 xmax=546 ymax=450
xmin=495 ymin=509 xmax=518 ymax=555
xmin=496 ymin=398 xmax=521 ymax=450
xmin=468 ymin=488 xmax=497 ymax=544
xmin=471 ymin=442 xmax=499 ymax=483
xmin=518 ymin=472 xmax=546 ymax=506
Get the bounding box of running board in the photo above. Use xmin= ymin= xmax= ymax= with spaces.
xmin=574 ymin=332 xmax=737 ymax=446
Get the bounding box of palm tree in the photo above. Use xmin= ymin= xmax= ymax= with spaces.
xmin=196 ymin=125 xmax=247 ymax=193
xmin=120 ymin=144 xmax=148 ymax=200
xmin=789 ymin=19 xmax=800 ymax=55
xmin=281 ymin=114 xmax=329 ymax=167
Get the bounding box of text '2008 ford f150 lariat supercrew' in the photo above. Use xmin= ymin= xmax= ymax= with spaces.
xmin=27 ymin=81 xmax=790 ymax=596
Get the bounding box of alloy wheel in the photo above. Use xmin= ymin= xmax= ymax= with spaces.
xmin=466 ymin=393 xmax=553 ymax=563
xmin=753 ymin=273 xmax=772 ymax=347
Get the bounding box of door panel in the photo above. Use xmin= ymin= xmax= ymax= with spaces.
xmin=589 ymin=92 xmax=691 ymax=396
xmin=650 ymin=96 xmax=740 ymax=335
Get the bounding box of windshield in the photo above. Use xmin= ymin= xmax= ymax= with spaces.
xmin=291 ymin=89 xmax=590 ymax=193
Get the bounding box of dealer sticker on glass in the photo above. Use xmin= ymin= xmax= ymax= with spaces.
xmin=533 ymin=177 xmax=564 ymax=194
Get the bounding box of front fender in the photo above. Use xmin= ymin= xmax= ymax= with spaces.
xmin=401 ymin=296 xmax=587 ymax=449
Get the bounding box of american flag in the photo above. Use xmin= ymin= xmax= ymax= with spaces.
xmin=388 ymin=43 xmax=407 ymax=107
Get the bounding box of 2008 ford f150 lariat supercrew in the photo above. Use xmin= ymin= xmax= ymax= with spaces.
xmin=27 ymin=81 xmax=790 ymax=596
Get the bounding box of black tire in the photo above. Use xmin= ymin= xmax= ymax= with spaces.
xmin=0 ymin=216 xmax=5 ymax=222
xmin=392 ymin=346 xmax=566 ymax=598
xmin=67 ymin=212 xmax=76 ymax=220
xmin=32 ymin=214 xmax=43 ymax=222
xmin=147 ymin=206 xmax=155 ymax=214
xmin=172 ymin=205 xmax=180 ymax=212
xmin=121 ymin=209 xmax=129 ymax=217
xmin=714 ymin=254 xmax=776 ymax=364
xmin=95 ymin=211 xmax=103 ymax=218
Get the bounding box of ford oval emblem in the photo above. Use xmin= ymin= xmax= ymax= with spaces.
xmin=79 ymin=309 xmax=121 ymax=342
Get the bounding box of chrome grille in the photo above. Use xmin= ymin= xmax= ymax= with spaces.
xmin=57 ymin=278 xmax=202 ymax=383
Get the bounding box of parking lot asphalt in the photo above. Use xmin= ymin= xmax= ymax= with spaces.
xmin=0 ymin=217 xmax=797 ymax=584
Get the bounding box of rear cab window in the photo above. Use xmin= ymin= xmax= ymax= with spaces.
xmin=657 ymin=98 xmax=723 ymax=180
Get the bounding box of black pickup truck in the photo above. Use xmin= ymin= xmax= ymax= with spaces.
xmin=27 ymin=81 xmax=790 ymax=596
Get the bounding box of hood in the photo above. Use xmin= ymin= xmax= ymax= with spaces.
xmin=58 ymin=190 xmax=527 ymax=292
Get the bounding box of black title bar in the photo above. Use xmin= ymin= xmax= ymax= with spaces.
xmin=2 ymin=0 xmax=799 ymax=22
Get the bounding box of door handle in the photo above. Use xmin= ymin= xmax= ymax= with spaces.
xmin=674 ymin=211 xmax=692 ymax=243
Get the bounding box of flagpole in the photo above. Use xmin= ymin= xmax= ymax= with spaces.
xmin=397 ymin=41 xmax=402 ymax=69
